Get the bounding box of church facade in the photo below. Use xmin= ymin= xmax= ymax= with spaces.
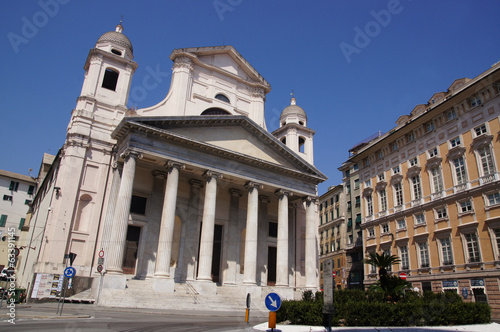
xmin=20 ymin=24 xmax=326 ymax=309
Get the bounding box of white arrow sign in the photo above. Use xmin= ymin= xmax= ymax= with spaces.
xmin=267 ymin=295 xmax=277 ymax=308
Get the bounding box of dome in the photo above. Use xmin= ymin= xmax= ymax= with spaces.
xmin=280 ymin=97 xmax=307 ymax=121
xmin=96 ymin=24 xmax=133 ymax=54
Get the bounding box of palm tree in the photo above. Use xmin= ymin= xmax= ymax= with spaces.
xmin=364 ymin=252 xmax=401 ymax=278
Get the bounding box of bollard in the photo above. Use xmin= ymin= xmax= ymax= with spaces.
xmin=268 ymin=311 xmax=276 ymax=330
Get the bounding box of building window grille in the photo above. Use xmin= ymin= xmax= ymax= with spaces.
xmin=394 ymin=182 xmax=403 ymax=206
xmin=9 ymin=181 xmax=19 ymax=192
xmin=411 ymin=175 xmax=422 ymax=200
xmin=430 ymin=167 xmax=444 ymax=193
xmin=460 ymin=200 xmax=473 ymax=213
xmin=366 ymin=195 xmax=373 ymax=216
xmin=487 ymin=192 xmax=500 ymax=206
xmin=379 ymin=189 xmax=387 ymax=211
xmin=450 ymin=137 xmax=461 ymax=148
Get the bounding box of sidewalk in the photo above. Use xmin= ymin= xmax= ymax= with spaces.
xmin=3 ymin=302 xmax=500 ymax=332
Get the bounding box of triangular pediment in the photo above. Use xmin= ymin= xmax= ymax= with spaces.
xmin=170 ymin=46 xmax=271 ymax=92
xmin=112 ymin=115 xmax=326 ymax=181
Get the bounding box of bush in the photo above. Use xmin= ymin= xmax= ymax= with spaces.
xmin=276 ymin=289 xmax=490 ymax=327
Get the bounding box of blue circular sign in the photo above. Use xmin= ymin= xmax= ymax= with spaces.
xmin=64 ymin=266 xmax=76 ymax=278
xmin=265 ymin=292 xmax=282 ymax=312
xmin=462 ymin=287 xmax=468 ymax=299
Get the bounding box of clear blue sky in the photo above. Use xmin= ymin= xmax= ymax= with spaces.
xmin=1 ymin=0 xmax=499 ymax=194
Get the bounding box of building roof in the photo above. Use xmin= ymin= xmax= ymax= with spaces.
xmin=0 ymin=169 xmax=36 ymax=184
xmin=280 ymin=97 xmax=307 ymax=121
xmin=96 ymin=24 xmax=133 ymax=54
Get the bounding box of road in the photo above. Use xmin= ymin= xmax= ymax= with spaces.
xmin=0 ymin=303 xmax=263 ymax=332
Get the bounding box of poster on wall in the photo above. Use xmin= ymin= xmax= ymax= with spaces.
xmin=31 ymin=273 xmax=64 ymax=298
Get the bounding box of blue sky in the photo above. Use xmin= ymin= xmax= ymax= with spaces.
xmin=1 ymin=0 xmax=499 ymax=194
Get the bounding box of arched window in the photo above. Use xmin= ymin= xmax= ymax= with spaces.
xmin=299 ymin=136 xmax=305 ymax=153
xmin=201 ymin=107 xmax=231 ymax=115
xmin=102 ymin=68 xmax=119 ymax=91
xmin=215 ymin=93 xmax=230 ymax=103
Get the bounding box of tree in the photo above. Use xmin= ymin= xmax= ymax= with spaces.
xmin=364 ymin=252 xmax=401 ymax=278
xmin=364 ymin=252 xmax=408 ymax=301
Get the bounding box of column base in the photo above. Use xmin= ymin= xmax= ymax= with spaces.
xmin=102 ymin=274 xmax=127 ymax=290
xmin=191 ymin=280 xmax=217 ymax=295
xmin=152 ymin=278 xmax=175 ymax=293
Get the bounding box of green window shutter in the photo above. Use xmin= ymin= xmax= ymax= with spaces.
xmin=0 ymin=215 xmax=7 ymax=227
xmin=19 ymin=218 xmax=26 ymax=230
xmin=347 ymin=219 xmax=352 ymax=227
xmin=355 ymin=215 xmax=362 ymax=223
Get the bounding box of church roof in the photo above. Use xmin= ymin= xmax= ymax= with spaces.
xmin=280 ymin=97 xmax=307 ymax=121
xmin=96 ymin=24 xmax=133 ymax=54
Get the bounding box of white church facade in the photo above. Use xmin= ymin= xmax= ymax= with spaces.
xmin=20 ymin=24 xmax=327 ymax=310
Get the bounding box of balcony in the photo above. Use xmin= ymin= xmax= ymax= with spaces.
xmin=479 ymin=173 xmax=499 ymax=185
xmin=453 ymin=182 xmax=469 ymax=194
xmin=431 ymin=191 xmax=444 ymax=201
xmin=411 ymin=198 xmax=423 ymax=207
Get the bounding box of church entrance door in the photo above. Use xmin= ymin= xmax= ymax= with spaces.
xmin=122 ymin=225 xmax=141 ymax=275
xmin=211 ymin=224 xmax=223 ymax=283
xmin=267 ymin=246 xmax=277 ymax=286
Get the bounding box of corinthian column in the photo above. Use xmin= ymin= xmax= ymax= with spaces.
xmin=275 ymin=189 xmax=292 ymax=287
xmin=304 ymin=196 xmax=318 ymax=288
xmin=107 ymin=150 xmax=142 ymax=274
xmin=197 ymin=171 xmax=223 ymax=281
xmin=243 ymin=181 xmax=263 ymax=285
xmin=154 ymin=161 xmax=185 ymax=278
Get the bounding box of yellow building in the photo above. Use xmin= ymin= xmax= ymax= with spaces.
xmin=344 ymin=62 xmax=500 ymax=318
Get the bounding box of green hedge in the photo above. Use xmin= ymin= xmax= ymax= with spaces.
xmin=276 ymin=290 xmax=491 ymax=327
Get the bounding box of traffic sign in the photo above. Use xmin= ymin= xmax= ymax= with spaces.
xmin=97 ymin=265 xmax=103 ymax=273
xmin=399 ymin=272 xmax=407 ymax=280
xmin=64 ymin=266 xmax=76 ymax=278
xmin=332 ymin=271 xmax=336 ymax=278
xmin=265 ymin=292 xmax=281 ymax=312
xmin=99 ymin=249 xmax=105 ymax=258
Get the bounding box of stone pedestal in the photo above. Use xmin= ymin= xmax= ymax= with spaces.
xmin=191 ymin=280 xmax=217 ymax=295
xmin=152 ymin=278 xmax=175 ymax=293
xmin=102 ymin=274 xmax=127 ymax=290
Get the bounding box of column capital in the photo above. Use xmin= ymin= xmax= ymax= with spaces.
xmin=164 ymin=160 xmax=185 ymax=171
xmin=258 ymin=195 xmax=270 ymax=203
xmin=303 ymin=195 xmax=319 ymax=205
xmin=120 ymin=149 xmax=143 ymax=160
xmin=275 ymin=189 xmax=293 ymax=198
xmin=229 ymin=188 xmax=242 ymax=197
xmin=203 ymin=170 xmax=223 ymax=181
xmin=245 ymin=181 xmax=263 ymax=191
xmin=152 ymin=170 xmax=167 ymax=179
xmin=190 ymin=179 xmax=204 ymax=189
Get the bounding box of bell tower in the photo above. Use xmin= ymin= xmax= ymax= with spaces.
xmin=272 ymin=96 xmax=316 ymax=165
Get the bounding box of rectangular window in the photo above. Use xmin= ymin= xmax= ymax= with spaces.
xmin=353 ymin=164 xmax=358 ymax=171
xmin=465 ymin=233 xmax=481 ymax=262
xmin=460 ymin=200 xmax=473 ymax=213
xmin=9 ymin=181 xmax=19 ymax=192
xmin=335 ymin=195 xmax=339 ymax=203
xmin=474 ymin=124 xmax=487 ymax=136
xmin=409 ymin=157 xmax=418 ymax=167
xmin=19 ymin=218 xmax=25 ymax=230
xmin=25 ymin=199 xmax=32 ymax=205
xmin=477 ymin=146 xmax=495 ymax=176
xmin=269 ymin=221 xmax=277 ymax=237
xmin=347 ymin=201 xmax=351 ymax=211
xmin=365 ymin=179 xmax=371 ymax=187
xmin=130 ymin=195 xmax=147 ymax=215
xmin=28 ymin=185 xmax=35 ymax=195
xmin=407 ymin=132 xmax=415 ymax=143
xmin=447 ymin=109 xmax=457 ymax=121
xmin=394 ymin=182 xmax=403 ymax=206
xmin=430 ymin=167 xmax=444 ymax=193
xmin=368 ymin=228 xmax=375 ymax=237
xmin=436 ymin=207 xmax=448 ymax=219
xmin=425 ymin=122 xmax=435 ymax=133
xmin=453 ymin=156 xmax=467 ymax=184
xmin=471 ymin=96 xmax=481 ymax=107
xmin=415 ymin=213 xmax=426 ymax=225
xmin=366 ymin=195 xmax=373 ymax=216
xmin=102 ymin=68 xmax=119 ymax=91
xmin=379 ymin=189 xmax=387 ymax=211
xmin=0 ymin=215 xmax=7 ymax=227
xmin=355 ymin=196 xmax=360 ymax=208
xmin=419 ymin=242 xmax=430 ymax=268
xmin=397 ymin=219 xmax=406 ymax=230
xmin=393 ymin=165 xmax=400 ymax=174
xmin=450 ymin=137 xmax=461 ymax=148
xmin=3 ymin=195 xmax=12 ymax=201
xmin=378 ymin=173 xmax=385 ymax=181
xmin=400 ymin=246 xmax=409 ymax=270
xmin=487 ymin=192 xmax=500 ymax=206
xmin=354 ymin=179 xmax=360 ymax=190
xmin=392 ymin=142 xmax=398 ymax=151
xmin=355 ymin=214 xmax=362 ymax=224
xmin=384 ymin=249 xmax=392 ymax=272
xmin=440 ymin=237 xmax=453 ymax=265
xmin=428 ymin=147 xmax=438 ymax=158
xmin=494 ymin=229 xmax=500 ymax=258
xmin=411 ymin=175 xmax=422 ymax=200
xmin=382 ymin=223 xmax=389 ymax=234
